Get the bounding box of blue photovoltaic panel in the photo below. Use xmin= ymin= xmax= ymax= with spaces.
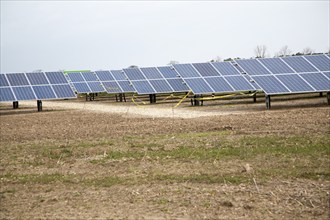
xmin=167 ymin=79 xmax=189 ymax=92
xmin=299 ymin=73 xmax=330 ymax=91
xmin=95 ymin=71 xmax=115 ymax=81
xmin=204 ymin=77 xmax=234 ymax=93
xmin=0 ymin=87 xmax=15 ymax=102
xmin=52 ymin=84 xmax=76 ymax=98
xmin=103 ymin=81 xmax=122 ymax=93
xmin=140 ymin=67 xmax=163 ymax=79
xmin=12 ymin=86 xmax=36 ymax=100
xmin=173 ymin=64 xmax=200 ymax=78
xmin=304 ymin=55 xmax=330 ymax=72
xmin=118 ymin=81 xmax=135 ymax=92
xmin=131 ymin=81 xmax=155 ymax=94
xmin=235 ymin=59 xmax=271 ymax=75
xmin=26 ymin=72 xmax=49 ymax=85
xmin=276 ymin=74 xmax=314 ymax=92
xmin=0 ymin=74 xmax=9 ymax=87
xmin=258 ymin=58 xmax=294 ymax=74
xmin=322 ymin=71 xmax=330 ymax=79
xmin=211 ymin=62 xmax=241 ymax=76
xmin=192 ymin=63 xmax=220 ymax=77
xmin=157 ymin=66 xmax=178 ymax=78
xmin=45 ymin=72 xmax=68 ymax=84
xmin=225 ymin=76 xmax=256 ymax=91
xmin=72 ymin=83 xmax=91 ymax=93
xmin=6 ymin=73 xmax=30 ymax=86
xmin=281 ymin=56 xmax=317 ymax=73
xmin=87 ymin=82 xmax=105 ymax=92
xmin=82 ymin=72 xmax=99 ymax=81
xmin=67 ymin=72 xmax=85 ymax=82
xmin=149 ymin=79 xmax=173 ymax=93
xmin=251 ymin=75 xmax=290 ymax=94
xmin=111 ymin=70 xmax=127 ymax=80
xmin=32 ymin=86 xmax=57 ymax=99
xmin=123 ymin=68 xmax=145 ymax=80
xmin=184 ymin=78 xmax=214 ymax=94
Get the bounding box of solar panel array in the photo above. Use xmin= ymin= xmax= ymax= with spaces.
xmin=123 ymin=66 xmax=189 ymax=95
xmin=94 ymin=70 xmax=135 ymax=93
xmin=235 ymin=54 xmax=330 ymax=95
xmin=0 ymin=72 xmax=76 ymax=102
xmin=172 ymin=62 xmax=258 ymax=94
xmin=66 ymin=72 xmax=105 ymax=93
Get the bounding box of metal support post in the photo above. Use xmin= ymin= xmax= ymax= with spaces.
xmin=37 ymin=100 xmax=42 ymax=112
xmin=119 ymin=93 xmax=123 ymax=102
xmin=266 ymin=95 xmax=271 ymax=109
xmin=320 ymin=92 xmax=323 ymax=97
xmin=13 ymin=101 xmax=19 ymax=109
xmin=327 ymin=92 xmax=330 ymax=105
xmin=123 ymin=94 xmax=126 ymax=102
xmin=253 ymin=93 xmax=257 ymax=103
xmin=115 ymin=94 xmax=118 ymax=102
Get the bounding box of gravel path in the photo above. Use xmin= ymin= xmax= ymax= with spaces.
xmin=18 ymin=100 xmax=241 ymax=118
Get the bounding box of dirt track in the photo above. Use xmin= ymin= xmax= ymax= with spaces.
xmin=0 ymin=96 xmax=329 ymax=219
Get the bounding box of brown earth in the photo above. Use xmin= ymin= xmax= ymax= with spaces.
xmin=0 ymin=94 xmax=329 ymax=219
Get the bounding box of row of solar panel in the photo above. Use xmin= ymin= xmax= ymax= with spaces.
xmin=0 ymin=72 xmax=76 ymax=102
xmin=1 ymin=54 xmax=329 ymax=102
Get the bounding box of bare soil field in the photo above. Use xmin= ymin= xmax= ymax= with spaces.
xmin=0 ymin=94 xmax=329 ymax=219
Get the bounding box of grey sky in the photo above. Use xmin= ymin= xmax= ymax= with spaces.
xmin=1 ymin=0 xmax=329 ymax=73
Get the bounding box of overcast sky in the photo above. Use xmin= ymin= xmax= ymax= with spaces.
xmin=1 ymin=0 xmax=329 ymax=73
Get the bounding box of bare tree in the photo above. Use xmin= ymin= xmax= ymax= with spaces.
xmin=302 ymin=47 xmax=314 ymax=55
xmin=276 ymin=45 xmax=292 ymax=57
xmin=168 ymin=60 xmax=179 ymax=65
xmin=210 ymin=56 xmax=222 ymax=62
xmin=254 ymin=45 xmax=267 ymax=58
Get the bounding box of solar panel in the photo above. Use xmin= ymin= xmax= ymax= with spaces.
xmin=123 ymin=68 xmax=145 ymax=80
xmin=45 ymin=72 xmax=69 ymax=84
xmin=322 ymin=71 xmax=330 ymax=79
xmin=276 ymin=74 xmax=314 ymax=92
xmin=12 ymin=86 xmax=36 ymax=100
xmin=192 ymin=63 xmax=220 ymax=77
xmin=94 ymin=70 xmax=135 ymax=94
xmin=299 ymin=73 xmax=330 ymax=91
xmin=204 ymin=77 xmax=234 ymax=93
xmin=52 ymin=84 xmax=76 ymax=98
xmin=67 ymin=72 xmax=85 ymax=82
xmin=184 ymin=78 xmax=214 ymax=94
xmin=258 ymin=58 xmax=294 ymax=74
xmin=166 ymin=78 xmax=190 ymax=92
xmin=6 ymin=73 xmax=30 ymax=86
xmin=0 ymin=72 xmax=76 ymax=102
xmin=26 ymin=72 xmax=49 ymax=85
xmin=102 ymin=81 xmax=122 ymax=93
xmin=0 ymin=87 xmax=15 ymax=102
xmin=111 ymin=70 xmax=127 ymax=80
xmin=149 ymin=79 xmax=173 ymax=93
xmin=87 ymin=82 xmax=105 ymax=92
xmin=82 ymin=72 xmax=99 ymax=81
xmin=281 ymin=56 xmax=318 ymax=73
xmin=173 ymin=64 xmax=200 ymax=78
xmin=66 ymin=72 xmax=105 ymax=93
xmin=157 ymin=66 xmax=178 ymax=78
xmin=225 ymin=76 xmax=256 ymax=91
xmin=118 ymin=81 xmax=135 ymax=92
xmin=131 ymin=80 xmax=156 ymax=94
xmin=95 ymin=71 xmax=115 ymax=81
xmin=73 ymin=82 xmax=92 ymax=93
xmin=0 ymin=74 xmax=9 ymax=87
xmin=303 ymin=55 xmax=330 ymax=72
xmin=140 ymin=67 xmax=163 ymax=79
xmin=251 ymin=75 xmax=290 ymax=94
xmin=235 ymin=59 xmax=271 ymax=75
xmin=211 ymin=62 xmax=241 ymax=76
xmin=32 ymin=85 xmax=57 ymax=99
